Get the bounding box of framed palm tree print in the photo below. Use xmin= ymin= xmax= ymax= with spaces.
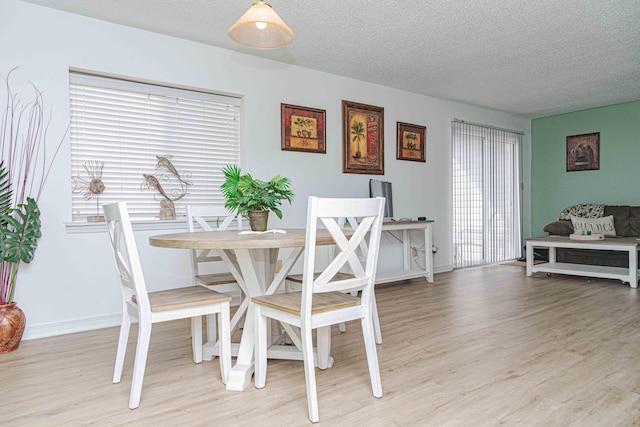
xmin=342 ymin=100 xmax=384 ymax=175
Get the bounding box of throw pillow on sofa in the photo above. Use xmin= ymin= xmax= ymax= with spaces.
xmin=558 ymin=203 xmax=605 ymax=220
xmin=570 ymin=215 xmax=616 ymax=236
xmin=543 ymin=220 xmax=573 ymax=236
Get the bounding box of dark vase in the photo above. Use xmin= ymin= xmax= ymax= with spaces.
xmin=0 ymin=302 xmax=26 ymax=354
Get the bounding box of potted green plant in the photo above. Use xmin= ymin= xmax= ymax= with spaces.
xmin=0 ymin=69 xmax=63 ymax=353
xmin=220 ymin=164 xmax=294 ymax=231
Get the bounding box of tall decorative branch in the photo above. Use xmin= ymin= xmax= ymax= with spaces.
xmin=0 ymin=68 xmax=66 ymax=304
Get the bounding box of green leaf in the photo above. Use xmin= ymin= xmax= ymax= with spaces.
xmin=271 ymin=207 xmax=283 ymax=220
xmin=0 ymin=197 xmax=42 ymax=264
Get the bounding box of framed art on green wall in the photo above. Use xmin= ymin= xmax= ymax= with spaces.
xmin=566 ymin=132 xmax=599 ymax=172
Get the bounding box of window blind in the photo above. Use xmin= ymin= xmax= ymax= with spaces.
xmin=70 ymin=72 xmax=241 ymax=221
xmin=452 ymin=120 xmax=522 ymax=268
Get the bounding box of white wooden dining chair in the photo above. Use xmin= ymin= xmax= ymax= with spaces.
xmin=186 ymin=205 xmax=244 ymax=343
xmin=186 ymin=205 xmax=243 ymax=289
xmin=284 ymin=215 xmax=384 ymax=343
xmin=252 ymin=196 xmax=385 ymax=423
xmin=103 ymin=202 xmax=232 ymax=409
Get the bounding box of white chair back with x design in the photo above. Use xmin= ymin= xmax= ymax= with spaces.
xmin=186 ymin=205 xmax=242 ymax=288
xmin=252 ymin=196 xmax=385 ymax=423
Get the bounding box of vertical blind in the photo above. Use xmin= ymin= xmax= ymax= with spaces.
xmin=70 ymin=71 xmax=241 ymax=221
xmin=452 ymin=120 xmax=522 ymax=268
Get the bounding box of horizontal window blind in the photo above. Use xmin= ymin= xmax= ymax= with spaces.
xmin=70 ymin=72 xmax=241 ymax=221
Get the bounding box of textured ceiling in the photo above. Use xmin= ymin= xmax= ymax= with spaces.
xmin=20 ymin=0 xmax=640 ymax=119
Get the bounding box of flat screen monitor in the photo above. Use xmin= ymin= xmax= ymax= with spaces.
xmin=369 ymin=179 xmax=393 ymax=219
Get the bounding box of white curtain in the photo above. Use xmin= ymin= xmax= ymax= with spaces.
xmin=452 ymin=120 xmax=522 ymax=268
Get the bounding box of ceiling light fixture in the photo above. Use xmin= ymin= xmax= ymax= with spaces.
xmin=228 ymin=1 xmax=294 ymax=49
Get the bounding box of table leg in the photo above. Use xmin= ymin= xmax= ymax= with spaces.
xmin=220 ymin=245 xmax=337 ymax=391
xmin=425 ymin=224 xmax=434 ymax=283
xmin=629 ymin=247 xmax=638 ymax=288
xmin=402 ymin=229 xmax=411 ymax=270
xmin=226 ymin=306 xmax=256 ymax=391
xmin=224 ymin=247 xmax=265 ymax=391
xmin=225 ymin=247 xmax=319 ymax=391
xmin=526 ymin=241 xmax=533 ymax=276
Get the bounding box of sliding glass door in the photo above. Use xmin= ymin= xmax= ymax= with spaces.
xmin=452 ymin=121 xmax=522 ymax=268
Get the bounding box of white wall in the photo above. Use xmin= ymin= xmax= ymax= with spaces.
xmin=2 ymin=0 xmax=531 ymax=339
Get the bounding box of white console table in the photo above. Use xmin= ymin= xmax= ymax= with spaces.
xmin=526 ymin=236 xmax=639 ymax=288
xmin=377 ymin=220 xmax=434 ymax=284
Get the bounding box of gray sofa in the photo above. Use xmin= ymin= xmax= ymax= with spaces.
xmin=543 ymin=205 xmax=640 ymax=267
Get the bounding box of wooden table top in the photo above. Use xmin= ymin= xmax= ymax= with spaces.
xmin=149 ymin=228 xmax=339 ymax=250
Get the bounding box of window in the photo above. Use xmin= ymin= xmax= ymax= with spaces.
xmin=69 ymin=71 xmax=241 ymax=222
xmin=452 ymin=120 xmax=522 ymax=268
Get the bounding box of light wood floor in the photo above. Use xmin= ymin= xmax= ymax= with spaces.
xmin=4 ymin=264 xmax=640 ymax=426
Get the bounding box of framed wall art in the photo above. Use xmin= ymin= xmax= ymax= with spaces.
xmin=396 ymin=122 xmax=426 ymax=162
xmin=566 ymin=132 xmax=600 ymax=172
xmin=342 ymin=100 xmax=384 ymax=175
xmin=281 ymin=103 xmax=326 ymax=153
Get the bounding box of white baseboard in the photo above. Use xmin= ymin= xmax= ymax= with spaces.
xmin=434 ymin=264 xmax=453 ymax=274
xmin=22 ymin=313 xmax=121 ymax=341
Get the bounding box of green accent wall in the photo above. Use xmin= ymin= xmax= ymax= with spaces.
xmin=531 ymin=100 xmax=640 ymax=236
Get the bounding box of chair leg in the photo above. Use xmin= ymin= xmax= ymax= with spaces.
xmin=191 ymin=316 xmax=203 ymax=363
xmin=372 ymin=292 xmax=383 ymax=344
xmin=206 ymin=312 xmax=218 ymax=344
xmin=302 ymin=326 xmax=320 ymax=423
xmin=316 ymin=326 xmax=331 ymax=370
xmin=129 ymin=319 xmax=152 ymax=409
xmin=113 ymin=310 xmax=131 ymax=384
xmin=361 ymin=315 xmax=383 ymax=398
xmin=218 ymin=303 xmax=231 ymax=384
xmin=254 ymin=305 xmax=268 ymax=389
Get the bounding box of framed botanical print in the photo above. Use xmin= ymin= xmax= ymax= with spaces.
xmin=396 ymin=122 xmax=426 ymax=162
xmin=566 ymin=132 xmax=599 ymax=172
xmin=281 ymin=103 xmax=326 ymax=153
xmin=342 ymin=100 xmax=384 ymax=175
